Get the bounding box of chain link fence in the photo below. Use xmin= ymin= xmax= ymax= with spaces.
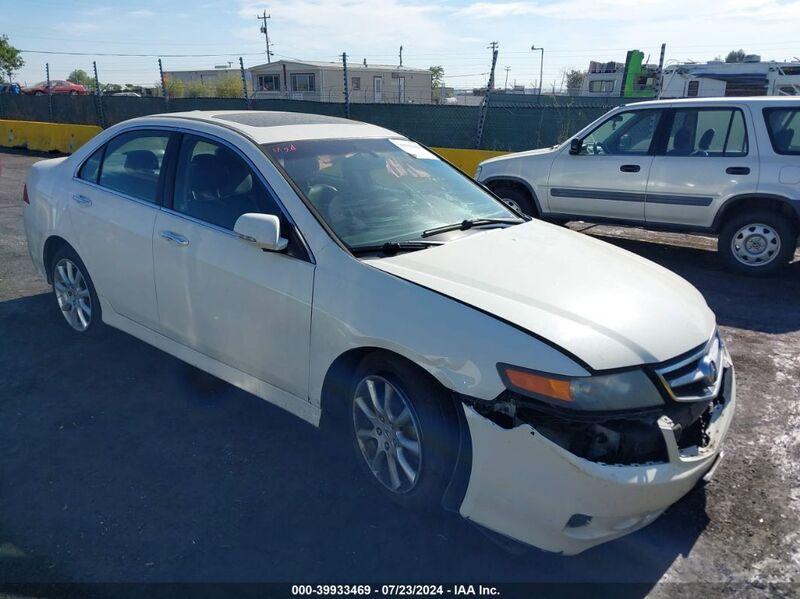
xmin=0 ymin=91 xmax=639 ymax=151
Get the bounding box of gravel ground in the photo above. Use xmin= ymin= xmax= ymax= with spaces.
xmin=0 ymin=149 xmax=798 ymax=595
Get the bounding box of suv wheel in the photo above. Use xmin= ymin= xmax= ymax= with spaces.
xmin=489 ymin=183 xmax=536 ymax=217
xmin=719 ymin=210 xmax=796 ymax=276
xmin=51 ymin=246 xmax=102 ymax=333
xmin=349 ymin=354 xmax=457 ymax=510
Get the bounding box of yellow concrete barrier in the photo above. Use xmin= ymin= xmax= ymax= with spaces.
xmin=431 ymin=147 xmax=508 ymax=177
xmin=0 ymin=120 xmax=102 ymax=154
xmin=0 ymin=119 xmax=508 ymax=177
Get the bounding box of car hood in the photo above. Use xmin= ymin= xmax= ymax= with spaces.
xmin=367 ymin=221 xmax=715 ymax=371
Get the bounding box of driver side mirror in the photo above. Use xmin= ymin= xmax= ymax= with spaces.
xmin=233 ymin=213 xmax=288 ymax=252
xmin=569 ymin=138 xmax=582 ymax=155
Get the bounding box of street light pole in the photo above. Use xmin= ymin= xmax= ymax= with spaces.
xmin=531 ymin=45 xmax=544 ymax=96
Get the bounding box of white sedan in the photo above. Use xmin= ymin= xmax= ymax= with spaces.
xmin=22 ymin=111 xmax=735 ymax=554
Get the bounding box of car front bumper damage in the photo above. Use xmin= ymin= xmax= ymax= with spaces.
xmin=457 ymin=363 xmax=736 ymax=555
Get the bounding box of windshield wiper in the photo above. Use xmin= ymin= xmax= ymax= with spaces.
xmin=350 ymin=240 xmax=443 ymax=256
xmin=421 ymin=217 xmax=523 ymax=238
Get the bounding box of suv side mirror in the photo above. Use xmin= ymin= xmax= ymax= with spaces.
xmin=569 ymin=138 xmax=582 ymax=155
xmin=234 ymin=213 xmax=288 ymax=252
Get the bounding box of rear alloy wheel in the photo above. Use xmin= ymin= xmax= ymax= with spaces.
xmin=51 ymin=247 xmax=102 ymax=334
xmin=349 ymin=354 xmax=458 ymax=510
xmin=719 ymin=210 xmax=796 ymax=276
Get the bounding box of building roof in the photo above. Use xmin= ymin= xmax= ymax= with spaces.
xmin=248 ymin=59 xmax=430 ymax=74
xmin=139 ymin=110 xmax=399 ymax=144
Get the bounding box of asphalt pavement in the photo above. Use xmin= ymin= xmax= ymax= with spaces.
xmin=1 ymin=149 xmax=798 ymax=595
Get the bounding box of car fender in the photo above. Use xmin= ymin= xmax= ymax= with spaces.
xmin=308 ymin=244 xmax=589 ymax=409
xmin=478 ymin=149 xmax=559 ymax=213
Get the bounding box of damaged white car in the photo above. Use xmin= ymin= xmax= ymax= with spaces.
xmin=23 ymin=111 xmax=735 ymax=554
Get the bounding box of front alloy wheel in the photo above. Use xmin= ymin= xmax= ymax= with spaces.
xmin=54 ymin=258 xmax=92 ymax=331
xmin=352 ymin=375 xmax=422 ymax=494
xmin=347 ymin=354 xmax=458 ymax=510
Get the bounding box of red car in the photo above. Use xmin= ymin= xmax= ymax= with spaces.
xmin=23 ymin=80 xmax=88 ymax=95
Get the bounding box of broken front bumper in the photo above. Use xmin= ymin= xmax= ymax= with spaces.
xmin=458 ymin=365 xmax=736 ymax=555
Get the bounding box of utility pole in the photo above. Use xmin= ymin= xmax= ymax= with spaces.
xmin=257 ymin=11 xmax=273 ymax=63
xmin=503 ymin=66 xmax=510 ymax=90
xmin=342 ymin=52 xmax=350 ymax=119
xmin=531 ymin=44 xmax=544 ymax=96
xmin=399 ymin=45 xmax=403 ymax=67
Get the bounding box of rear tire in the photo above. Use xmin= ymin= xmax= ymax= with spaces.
xmin=348 ymin=354 xmax=458 ymax=511
xmin=50 ymin=245 xmax=103 ymax=335
xmin=718 ymin=210 xmax=796 ymax=276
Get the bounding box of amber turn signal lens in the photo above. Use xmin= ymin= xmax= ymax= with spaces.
xmin=503 ymin=367 xmax=573 ymax=402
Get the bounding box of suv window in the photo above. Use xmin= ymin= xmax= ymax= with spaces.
xmin=172 ymin=134 xmax=282 ymax=231
xmin=764 ymin=107 xmax=800 ymax=155
xmin=579 ymin=110 xmax=662 ymax=156
xmin=97 ymin=131 xmax=170 ymax=203
xmin=664 ymin=108 xmax=748 ymax=157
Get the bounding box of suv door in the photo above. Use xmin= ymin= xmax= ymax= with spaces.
xmin=546 ymin=108 xmax=665 ymax=221
xmin=645 ymin=106 xmax=758 ymax=227
xmin=153 ymin=133 xmax=314 ymax=399
xmin=67 ymin=129 xmax=175 ymax=330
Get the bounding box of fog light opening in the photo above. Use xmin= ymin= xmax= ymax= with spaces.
xmin=565 ymin=513 xmax=593 ymax=528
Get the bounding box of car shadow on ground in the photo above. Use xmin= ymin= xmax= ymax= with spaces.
xmin=590 ymin=233 xmax=800 ymax=334
xmin=0 ymin=292 xmax=710 ymax=592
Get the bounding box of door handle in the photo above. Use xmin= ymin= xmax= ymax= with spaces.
xmin=620 ymin=164 xmax=641 ymax=173
xmin=160 ymin=230 xmax=189 ymax=246
xmin=71 ymin=193 xmax=92 ymax=207
xmin=726 ymin=167 xmax=750 ymax=175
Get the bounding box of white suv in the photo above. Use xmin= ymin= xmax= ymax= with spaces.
xmin=477 ymin=97 xmax=800 ymax=275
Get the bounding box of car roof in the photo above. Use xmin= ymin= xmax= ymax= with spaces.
xmin=624 ymin=96 xmax=800 ymax=109
xmin=140 ymin=110 xmax=399 ymax=144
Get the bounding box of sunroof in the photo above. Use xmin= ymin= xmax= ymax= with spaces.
xmin=213 ymin=112 xmax=353 ymax=127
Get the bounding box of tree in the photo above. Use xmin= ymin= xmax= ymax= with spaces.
xmin=429 ymin=65 xmax=444 ymax=90
xmin=184 ymin=79 xmax=211 ymax=98
xmin=214 ymin=74 xmax=243 ymax=98
xmin=68 ymin=69 xmax=93 ymax=87
xmin=725 ymin=49 xmax=747 ymax=63
xmin=0 ymin=35 xmax=24 ymax=83
xmin=564 ymin=69 xmax=587 ymax=95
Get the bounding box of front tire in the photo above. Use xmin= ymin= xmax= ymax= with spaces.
xmin=50 ymin=246 xmax=102 ymax=334
xmin=718 ymin=210 xmax=796 ymax=276
xmin=349 ymin=354 xmax=458 ymax=510
xmin=488 ymin=182 xmax=537 ymax=217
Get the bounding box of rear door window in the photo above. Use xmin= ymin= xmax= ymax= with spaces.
xmin=97 ymin=130 xmax=171 ymax=203
xmin=78 ymin=146 xmax=104 ymax=183
xmin=664 ymin=108 xmax=748 ymax=157
xmin=764 ymin=107 xmax=800 ymax=155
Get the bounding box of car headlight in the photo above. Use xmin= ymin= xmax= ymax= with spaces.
xmin=498 ymin=363 xmax=664 ymax=411
xmin=474 ymin=165 xmax=482 ymax=180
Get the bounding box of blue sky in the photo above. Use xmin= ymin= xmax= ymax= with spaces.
xmin=4 ymin=0 xmax=800 ymax=90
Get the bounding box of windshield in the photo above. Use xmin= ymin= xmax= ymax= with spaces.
xmin=264 ymin=138 xmax=515 ymax=248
